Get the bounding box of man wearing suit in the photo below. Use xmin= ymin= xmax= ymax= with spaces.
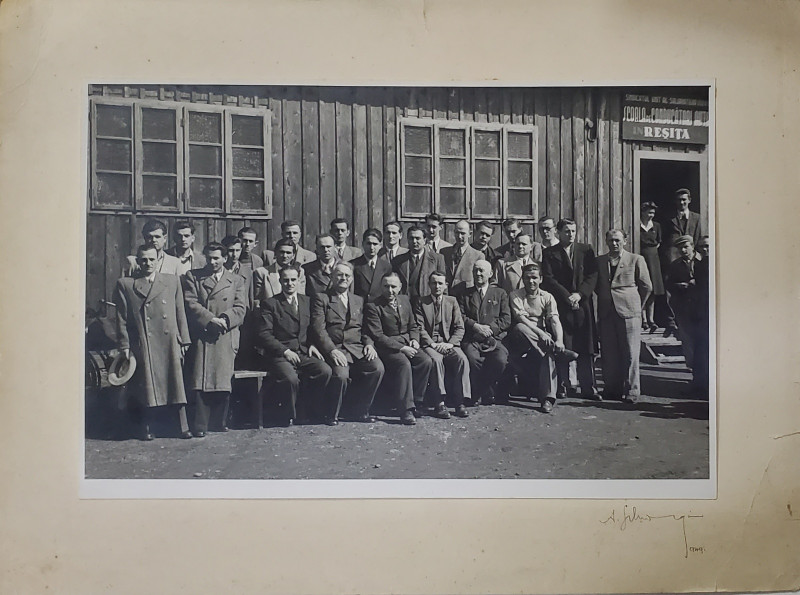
xmin=123 ymin=218 xmax=182 ymax=277
xmin=541 ymin=219 xmax=601 ymax=400
xmin=379 ymin=221 xmax=408 ymax=261
xmin=257 ymin=265 xmax=333 ymax=425
xmin=441 ymin=220 xmax=486 ymax=298
xmin=237 ymin=226 xmax=264 ymax=271
xmin=392 ymin=225 xmax=446 ymax=299
xmin=330 ymin=218 xmax=363 ymax=262
xmin=183 ymin=242 xmax=247 ymax=437
xmin=595 ymin=229 xmax=652 ymax=404
xmin=471 ymin=221 xmax=499 ymax=263
xmin=351 ymin=228 xmax=393 ymax=303
xmin=364 ymin=272 xmax=433 ymax=425
xmin=665 ymin=235 xmax=705 ymax=381
xmin=166 ymin=220 xmax=206 ymax=275
xmin=497 ymin=218 xmax=522 ymax=260
xmin=262 ymin=220 xmax=317 ymax=267
xmin=222 ymin=235 xmax=258 ymax=369
xmin=425 ymin=213 xmax=452 ymax=253
xmin=664 ymin=188 xmax=705 ymax=263
xmin=414 ymin=271 xmax=471 ymax=419
xmin=458 ymin=260 xmax=511 ymax=406
xmin=114 ymin=245 xmax=191 ymax=440
xmin=303 ymin=234 xmax=341 ymax=297
xmin=493 ymin=233 xmax=543 ymax=294
xmin=538 ymin=216 xmax=561 ymax=249
xmin=253 ymin=239 xmax=308 ymax=308
xmin=311 ymin=262 xmax=385 ymax=424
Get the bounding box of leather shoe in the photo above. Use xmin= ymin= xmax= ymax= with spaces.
xmin=355 ymin=415 xmax=378 ymax=423
xmin=481 ymin=396 xmax=495 ymax=406
xmin=193 ymin=431 xmax=206 ymax=438
xmin=219 ymin=426 xmax=229 ymax=433
xmin=582 ymin=390 xmax=603 ymax=401
xmin=541 ymin=398 xmax=555 ymax=413
xmin=433 ymin=403 xmax=451 ymax=419
xmin=141 ymin=432 xmax=155 ymax=441
xmin=622 ymin=394 xmax=639 ymax=404
xmin=556 ymin=385 xmax=568 ymax=399
xmin=412 ymin=407 xmax=424 ymax=419
xmin=454 ymin=405 xmax=469 ymax=418
xmin=401 ymin=410 xmax=417 ymax=425
xmin=324 ymin=418 xmax=339 ymax=426
xmin=180 ymin=431 xmax=193 ymax=440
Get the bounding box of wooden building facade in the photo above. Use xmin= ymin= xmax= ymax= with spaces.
xmin=86 ymin=84 xmax=710 ymax=309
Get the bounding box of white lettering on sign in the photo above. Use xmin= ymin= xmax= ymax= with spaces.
xmin=643 ymin=126 xmax=691 ymax=140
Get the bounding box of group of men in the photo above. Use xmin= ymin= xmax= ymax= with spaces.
xmin=113 ymin=208 xmax=705 ymax=440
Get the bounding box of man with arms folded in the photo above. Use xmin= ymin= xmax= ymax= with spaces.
xmin=595 ymin=229 xmax=652 ymax=404
xmin=364 ymin=273 xmax=433 ymax=425
xmin=441 ymin=220 xmax=485 ymax=298
xmin=351 ymin=228 xmax=393 ymax=303
xmin=424 ymin=213 xmax=452 ymax=253
xmin=262 ymin=219 xmax=317 ymax=267
xmin=458 ymin=260 xmax=511 ymax=406
xmin=493 ymin=233 xmax=542 ymax=294
xmin=330 ymin=218 xmax=363 ymax=262
xmin=253 ymin=238 xmax=307 ymax=308
xmin=392 ymin=224 xmax=445 ymax=300
xmin=311 ymin=262 xmax=385 ymax=424
xmin=257 ymin=265 xmax=333 ymax=426
xmin=166 ymin=220 xmax=206 ymax=275
xmin=182 ymin=242 xmax=247 ymax=437
xmin=123 ymin=218 xmax=182 ymax=277
xmin=303 ymin=234 xmax=341 ymax=297
xmin=379 ymin=220 xmax=408 ymax=261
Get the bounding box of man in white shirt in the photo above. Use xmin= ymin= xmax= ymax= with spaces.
xmin=424 ymin=213 xmax=452 ymax=253
xmin=166 ymin=220 xmax=206 ymax=275
xmin=330 ymin=218 xmax=363 ymax=262
xmin=262 ymin=220 xmax=317 ymax=267
xmin=123 ymin=218 xmax=182 ymax=277
xmin=380 ymin=220 xmax=408 ymax=261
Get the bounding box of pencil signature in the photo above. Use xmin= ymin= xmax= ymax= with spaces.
xmin=600 ymin=505 xmax=704 ymax=558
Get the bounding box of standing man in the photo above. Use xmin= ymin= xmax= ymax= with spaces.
xmin=166 ymin=220 xmax=206 ymax=275
xmin=237 ymin=226 xmax=264 ymax=270
xmin=493 ymin=233 xmax=542 ymax=294
xmin=222 ymin=235 xmax=257 ymax=369
xmin=257 ymin=265 xmax=333 ymax=426
xmin=391 ymin=225 xmax=446 ymax=299
xmin=311 ymin=262 xmax=385 ymax=424
xmin=441 ymin=220 xmax=485 ymax=298
xmin=303 ymin=234 xmax=341 ymax=297
xmin=537 ymin=217 xmax=561 ymax=248
xmin=458 ymin=260 xmax=511 ymax=406
xmin=351 ymin=228 xmax=393 ymax=303
xmin=541 ymin=219 xmax=601 ymax=400
xmin=253 ymin=239 xmax=307 ymax=307
xmin=123 ymin=218 xmax=182 ymax=277
xmin=424 ymin=213 xmax=452 ymax=253
xmin=262 ymin=220 xmax=317 ymax=267
xmin=497 ymin=218 xmax=522 ymax=260
xmin=471 ymin=221 xmax=499 ymax=263
xmin=414 ymin=271 xmax=471 ymax=419
xmin=665 ymin=235 xmax=704 ymax=381
xmin=664 ymin=188 xmax=705 ymax=263
xmin=114 ymin=245 xmax=191 ymax=440
xmin=330 ymin=218 xmax=363 ymax=261
xmin=183 ymin=242 xmax=247 ymax=437
xmin=595 ymin=229 xmax=652 ymax=404
xmin=364 ymin=273 xmax=433 ymax=425
xmin=380 ymin=220 xmax=408 ymax=261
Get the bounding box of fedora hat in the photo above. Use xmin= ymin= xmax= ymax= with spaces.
xmin=108 ymin=351 xmax=137 ymax=386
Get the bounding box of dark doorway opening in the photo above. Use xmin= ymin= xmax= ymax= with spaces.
xmin=639 ymin=159 xmax=701 ymax=227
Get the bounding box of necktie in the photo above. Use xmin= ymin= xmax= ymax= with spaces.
xmin=369 ymin=259 xmax=375 ymax=271
xmin=290 ymin=296 xmax=298 ymax=315
xmin=390 ymin=299 xmax=399 ymax=315
xmin=453 ymin=248 xmax=462 ymax=272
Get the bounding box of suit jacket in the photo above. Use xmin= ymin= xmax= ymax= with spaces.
xmin=311 ymin=290 xmax=372 ymax=363
xmin=441 ymin=244 xmax=486 ymax=297
xmin=303 ymin=258 xmax=340 ymax=297
xmin=493 ymin=257 xmax=540 ymax=293
xmin=253 ymin=262 xmax=307 ymax=307
xmin=426 ymin=238 xmax=452 ymax=254
xmin=595 ymin=251 xmax=652 ymax=319
xmin=123 ymin=252 xmax=182 ymax=278
xmin=665 ymin=256 xmax=704 ymax=316
xmin=261 ymin=245 xmax=317 ymax=268
xmin=165 ymin=247 xmax=206 ymax=275
xmin=414 ymin=295 xmax=465 ymax=346
xmin=379 ymin=245 xmax=408 ymax=261
xmin=458 ymin=285 xmax=511 ymax=342
xmin=334 ymin=244 xmax=363 ymax=262
xmin=257 ymin=293 xmax=312 ymax=358
xmin=364 ymin=294 xmax=419 ymax=353
xmin=391 ymin=249 xmax=446 ymax=298
xmin=351 ymin=254 xmax=393 ymax=303
xmin=471 ymin=242 xmax=499 ymax=263
xmin=497 ymin=241 xmax=543 ymax=263
xmin=665 ymin=211 xmax=704 ymax=261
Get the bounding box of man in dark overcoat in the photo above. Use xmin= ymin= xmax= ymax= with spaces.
xmin=114 ymin=245 xmax=191 ymax=440
xmin=541 ymin=219 xmax=601 ymax=400
xmin=182 ymin=242 xmax=247 ymax=437
xmin=391 ymin=225 xmax=445 ymax=300
xmin=351 ymin=228 xmax=392 ymax=304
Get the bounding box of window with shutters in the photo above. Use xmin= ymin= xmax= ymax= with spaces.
xmin=398 ymin=118 xmax=537 ymax=221
xmin=89 ymin=98 xmax=272 ymax=217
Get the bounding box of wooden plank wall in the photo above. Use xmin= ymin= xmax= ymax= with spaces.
xmin=86 ymin=85 xmax=706 ymax=307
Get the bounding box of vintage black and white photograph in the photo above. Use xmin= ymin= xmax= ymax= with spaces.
xmin=82 ymin=83 xmax=714 ymax=497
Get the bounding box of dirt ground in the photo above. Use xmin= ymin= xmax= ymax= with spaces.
xmin=85 ymin=362 xmax=710 ymax=480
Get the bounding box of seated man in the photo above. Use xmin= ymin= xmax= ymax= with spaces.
xmin=311 ymin=262 xmax=385 ymax=424
xmin=506 ymin=263 xmax=572 ymax=413
xmin=441 ymin=220 xmax=485 ymax=298
xmin=253 ymin=238 xmax=307 ymax=308
xmin=303 ymin=234 xmax=340 ymax=297
xmin=351 ymin=228 xmax=392 ymax=303
xmin=256 ymin=265 xmax=333 ymax=425
xmin=414 ymin=271 xmax=470 ymax=419
xmin=458 ymin=260 xmax=511 ymax=406
xmin=364 ymin=272 xmax=433 ymax=425
xmin=182 ymin=242 xmax=247 ymax=437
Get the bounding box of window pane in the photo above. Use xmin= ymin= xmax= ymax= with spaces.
xmin=404 ymin=185 xmax=431 ymax=213
xmin=143 ymin=142 xmax=176 ymax=174
xmin=440 ymin=187 xmax=467 ymax=216
xmin=405 ymin=156 xmax=432 ymax=184
xmin=96 ymin=139 xmax=131 ymax=172
xmin=96 ymin=173 xmax=132 ymax=207
xmin=507 ymin=161 xmax=532 ymax=188
xmin=188 ymin=111 xmax=222 ymax=143
xmin=474 ymin=130 xmax=500 ymax=158
xmin=189 ymin=178 xmax=223 ymax=210
xmin=475 ymin=159 xmax=499 ymax=187
xmin=189 ymin=145 xmax=222 ymax=176
xmin=232 ymin=180 xmax=265 ymax=211
xmin=439 ymin=128 xmax=465 ymax=156
xmin=95 ymin=104 xmax=131 ymax=137
xmin=142 ymin=176 xmax=178 ymax=208
xmin=404 ymin=126 xmax=432 ymax=155
xmin=142 ymin=108 xmax=176 ymax=140
xmin=232 ymin=115 xmax=263 ymax=146
xmin=508 ymin=189 xmax=534 ymax=216
xmin=232 ymin=148 xmax=264 ymax=177
xmin=507 ymin=132 xmax=532 ymax=159
xmin=474 ymin=188 xmax=500 ymax=216
xmin=440 ymin=158 xmax=466 ymax=186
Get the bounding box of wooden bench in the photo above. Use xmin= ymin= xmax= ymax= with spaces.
xmin=233 ymin=370 xmax=269 ymax=428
